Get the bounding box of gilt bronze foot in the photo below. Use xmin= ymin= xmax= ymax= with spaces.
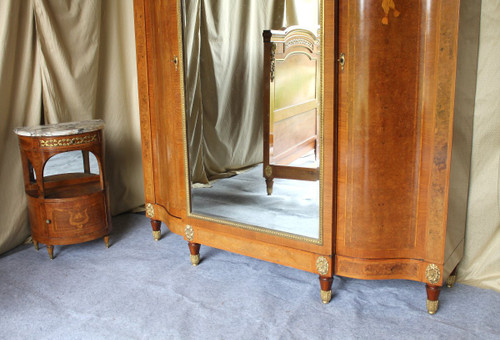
xmin=33 ymin=239 xmax=39 ymax=251
xmin=104 ymin=235 xmax=110 ymax=248
xmin=446 ymin=275 xmax=457 ymax=288
xmin=188 ymin=242 xmax=201 ymax=266
xmin=446 ymin=267 xmax=458 ymax=288
xmin=150 ymin=220 xmax=161 ymax=241
xmin=47 ymin=245 xmax=54 ymax=260
xmin=426 ymin=299 xmax=439 ymax=315
xmin=266 ymin=178 xmax=274 ymax=195
xmin=425 ymin=284 xmax=441 ymax=314
xmin=321 ymin=289 xmax=332 ymax=304
xmin=319 ymin=276 xmax=333 ymax=304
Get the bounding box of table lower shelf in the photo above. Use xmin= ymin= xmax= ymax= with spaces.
xmin=27 ymin=173 xmax=102 ymax=199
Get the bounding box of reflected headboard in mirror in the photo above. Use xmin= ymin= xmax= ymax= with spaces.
xmin=262 ymin=26 xmax=321 ymax=196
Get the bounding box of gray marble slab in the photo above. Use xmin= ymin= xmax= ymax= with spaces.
xmin=13 ymin=119 xmax=104 ymax=137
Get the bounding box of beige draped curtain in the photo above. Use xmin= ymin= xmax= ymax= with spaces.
xmin=457 ymin=0 xmax=500 ymax=292
xmin=0 ymin=0 xmax=499 ymax=293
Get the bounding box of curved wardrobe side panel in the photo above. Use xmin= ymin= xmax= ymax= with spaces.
xmin=336 ymin=0 xmax=461 ymax=283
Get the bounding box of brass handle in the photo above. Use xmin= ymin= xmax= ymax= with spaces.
xmin=338 ymin=53 xmax=345 ymax=71
xmin=46 ymin=219 xmax=51 ymax=224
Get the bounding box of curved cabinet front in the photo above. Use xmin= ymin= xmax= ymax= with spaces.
xmin=336 ymin=0 xmax=462 ymax=287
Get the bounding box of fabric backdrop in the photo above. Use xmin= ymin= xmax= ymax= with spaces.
xmin=457 ymin=0 xmax=500 ymax=291
xmin=0 ymin=0 xmax=499 ymax=292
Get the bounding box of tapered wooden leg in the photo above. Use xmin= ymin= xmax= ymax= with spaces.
xmin=319 ymin=275 xmax=333 ymax=304
xmin=103 ymin=235 xmax=110 ymax=248
xmin=151 ymin=219 xmax=161 ymax=241
xmin=425 ymin=284 xmax=441 ymax=314
xmin=33 ymin=239 xmax=39 ymax=251
xmin=188 ymin=242 xmax=201 ymax=266
xmin=266 ymin=178 xmax=274 ymax=195
xmin=446 ymin=267 xmax=458 ymax=288
xmin=47 ymin=245 xmax=54 ymax=260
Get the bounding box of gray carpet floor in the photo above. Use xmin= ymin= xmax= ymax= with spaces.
xmin=1 ymin=212 xmax=499 ymax=339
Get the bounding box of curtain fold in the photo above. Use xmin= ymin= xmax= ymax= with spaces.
xmin=457 ymin=0 xmax=500 ymax=291
xmin=284 ymin=0 xmax=319 ymax=28
xmin=95 ymin=0 xmax=143 ymax=215
xmin=34 ymin=0 xmax=101 ymax=123
xmin=184 ymin=0 xmax=286 ymax=183
xmin=0 ymin=0 xmax=42 ymax=255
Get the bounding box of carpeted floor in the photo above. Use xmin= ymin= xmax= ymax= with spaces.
xmin=1 ymin=212 xmax=499 ymax=339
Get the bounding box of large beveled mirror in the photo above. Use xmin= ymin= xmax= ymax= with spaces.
xmin=180 ymin=0 xmax=323 ymax=242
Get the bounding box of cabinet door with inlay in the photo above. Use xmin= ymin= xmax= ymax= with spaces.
xmin=336 ymin=0 xmax=461 ymax=295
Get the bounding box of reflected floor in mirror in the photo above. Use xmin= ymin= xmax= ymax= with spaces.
xmin=191 ymin=154 xmax=319 ymax=239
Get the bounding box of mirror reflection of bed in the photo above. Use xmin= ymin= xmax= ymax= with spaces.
xmin=183 ymin=0 xmax=321 ymax=239
xmin=262 ymin=26 xmax=320 ymax=196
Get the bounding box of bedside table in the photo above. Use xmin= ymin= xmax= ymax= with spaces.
xmin=14 ymin=120 xmax=112 ymax=259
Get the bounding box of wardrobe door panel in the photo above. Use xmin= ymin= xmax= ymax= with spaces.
xmin=135 ymin=0 xmax=187 ymax=218
xmin=337 ymin=1 xmax=459 ymax=261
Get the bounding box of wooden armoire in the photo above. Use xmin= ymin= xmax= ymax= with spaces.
xmin=133 ymin=0 xmax=466 ymax=314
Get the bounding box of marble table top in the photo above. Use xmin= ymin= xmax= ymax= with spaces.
xmin=14 ymin=119 xmax=104 ymax=137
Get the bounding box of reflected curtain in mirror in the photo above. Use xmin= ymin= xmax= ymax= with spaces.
xmin=182 ymin=0 xmax=319 ymax=184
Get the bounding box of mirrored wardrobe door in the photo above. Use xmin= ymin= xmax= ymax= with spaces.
xmin=134 ymin=0 xmax=336 ymax=304
xmin=182 ymin=0 xmax=324 ymax=242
